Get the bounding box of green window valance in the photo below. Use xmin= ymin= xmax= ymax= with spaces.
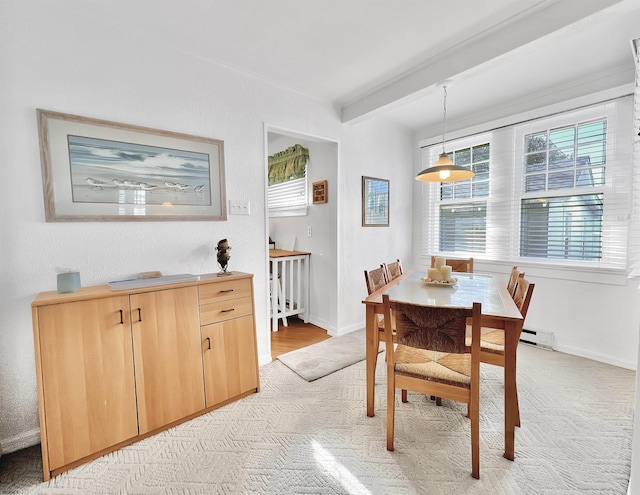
xmin=268 ymin=144 xmax=309 ymax=186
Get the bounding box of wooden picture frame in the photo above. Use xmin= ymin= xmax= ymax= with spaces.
xmin=37 ymin=109 xmax=227 ymax=221
xmin=312 ymin=180 xmax=328 ymax=204
xmin=362 ymin=176 xmax=389 ymax=227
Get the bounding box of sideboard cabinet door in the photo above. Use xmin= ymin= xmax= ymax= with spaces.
xmin=202 ymin=314 xmax=258 ymax=407
xmin=130 ymin=286 xmax=205 ymax=434
xmin=37 ymin=295 xmax=138 ymax=471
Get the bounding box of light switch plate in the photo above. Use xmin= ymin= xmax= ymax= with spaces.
xmin=229 ymin=200 xmax=250 ymax=215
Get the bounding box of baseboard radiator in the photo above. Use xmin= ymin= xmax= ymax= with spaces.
xmin=520 ymin=328 xmax=554 ymax=350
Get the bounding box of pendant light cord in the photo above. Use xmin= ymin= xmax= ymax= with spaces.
xmin=441 ymin=85 xmax=448 ymax=155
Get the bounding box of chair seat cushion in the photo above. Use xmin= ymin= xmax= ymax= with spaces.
xmin=465 ymin=326 xmax=505 ymax=355
xmin=393 ymin=345 xmax=470 ymax=388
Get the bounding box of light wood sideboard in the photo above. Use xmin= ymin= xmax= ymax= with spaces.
xmin=31 ymin=272 xmax=260 ymax=481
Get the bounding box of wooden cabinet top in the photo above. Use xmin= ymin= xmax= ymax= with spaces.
xmin=32 ymin=272 xmax=254 ymax=307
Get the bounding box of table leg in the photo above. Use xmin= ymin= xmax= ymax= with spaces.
xmin=366 ymin=305 xmax=378 ymax=417
xmin=503 ymin=320 xmax=521 ymax=460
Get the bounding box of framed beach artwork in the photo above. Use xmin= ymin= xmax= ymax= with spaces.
xmin=37 ymin=109 xmax=227 ymax=221
xmin=362 ymin=176 xmax=389 ymax=227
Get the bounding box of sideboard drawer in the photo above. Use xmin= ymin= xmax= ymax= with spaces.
xmin=199 ymin=279 xmax=252 ymax=305
xmin=200 ymin=296 xmax=253 ymax=325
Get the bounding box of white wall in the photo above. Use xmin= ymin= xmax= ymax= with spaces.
xmin=0 ymin=2 xmax=415 ymax=453
xmin=626 ymin=38 xmax=639 ymax=495
xmin=268 ymin=133 xmax=339 ymax=333
xmin=337 ymin=119 xmax=415 ymax=331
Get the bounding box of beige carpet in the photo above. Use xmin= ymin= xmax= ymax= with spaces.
xmin=0 ymin=344 xmax=634 ymax=494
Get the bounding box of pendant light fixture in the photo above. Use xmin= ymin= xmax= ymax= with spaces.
xmin=415 ymin=83 xmax=475 ymax=183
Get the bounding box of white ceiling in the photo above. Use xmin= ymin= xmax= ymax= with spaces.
xmin=74 ymin=0 xmax=640 ymax=135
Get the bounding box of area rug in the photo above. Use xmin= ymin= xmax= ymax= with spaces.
xmin=277 ymin=328 xmax=377 ymax=381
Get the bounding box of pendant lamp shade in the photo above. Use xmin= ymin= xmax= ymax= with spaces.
xmin=416 ymin=153 xmax=476 ymax=182
xmin=416 ymin=84 xmax=474 ymax=183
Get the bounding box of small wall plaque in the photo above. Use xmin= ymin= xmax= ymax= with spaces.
xmin=312 ymin=180 xmax=328 ymax=204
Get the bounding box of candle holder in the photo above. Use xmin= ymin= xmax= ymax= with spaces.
xmin=216 ymin=238 xmax=232 ymax=276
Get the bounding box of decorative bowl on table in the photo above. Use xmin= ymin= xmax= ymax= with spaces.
xmin=420 ymin=277 xmax=458 ymax=287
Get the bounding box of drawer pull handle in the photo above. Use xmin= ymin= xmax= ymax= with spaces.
xmin=206 ymin=337 xmax=211 ymax=350
xmin=118 ymin=309 xmax=124 ymax=324
xmin=136 ymin=308 xmax=142 ymax=322
xmin=221 ymin=308 xmax=235 ymax=313
xmin=219 ymin=289 xmax=234 ymax=293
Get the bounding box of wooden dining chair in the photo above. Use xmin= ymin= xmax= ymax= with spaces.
xmin=364 ymin=266 xmax=396 ymax=343
xmin=382 ymin=259 xmax=403 ymax=282
xmin=383 ymin=294 xmax=483 ymax=479
xmin=467 ymin=276 xmax=535 ymax=427
xmin=506 ymin=266 xmax=524 ymax=297
xmin=431 ymin=256 xmax=474 ymax=273
xmin=364 ymin=266 xmax=388 ymax=295
xmin=427 ymin=255 xmax=474 ymax=406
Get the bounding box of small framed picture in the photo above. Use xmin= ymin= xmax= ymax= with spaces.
xmin=312 ymin=180 xmax=328 ymax=204
xmin=362 ymin=176 xmax=389 ymax=227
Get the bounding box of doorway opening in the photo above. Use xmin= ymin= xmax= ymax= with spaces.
xmin=265 ymin=126 xmax=339 ymax=359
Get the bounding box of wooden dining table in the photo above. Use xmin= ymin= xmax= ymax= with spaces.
xmin=362 ymin=269 xmax=524 ymax=461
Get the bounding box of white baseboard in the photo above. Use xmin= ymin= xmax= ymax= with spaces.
xmin=258 ymin=352 xmax=273 ymax=366
xmin=307 ymin=315 xmax=335 ymax=335
xmin=554 ymin=343 xmax=636 ymax=370
xmin=331 ymin=322 xmax=364 ymax=337
xmin=1 ymin=428 xmax=40 ymax=454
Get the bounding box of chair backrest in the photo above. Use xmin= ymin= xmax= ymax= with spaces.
xmin=431 ymin=256 xmax=474 ymax=273
xmin=512 ymin=277 xmax=535 ymax=320
xmin=506 ymin=266 xmax=524 ymax=297
xmin=382 ymin=259 xmax=403 ymax=281
xmin=383 ymin=295 xmax=481 ymax=355
xmin=364 ymin=266 xmax=388 ymax=295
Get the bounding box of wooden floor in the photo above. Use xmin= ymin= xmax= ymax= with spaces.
xmin=270 ymin=316 xmax=331 ymax=361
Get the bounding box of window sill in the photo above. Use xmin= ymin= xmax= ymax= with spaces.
xmin=477 ymin=259 xmax=629 ymax=286
xmin=269 ymin=206 xmax=308 ymax=218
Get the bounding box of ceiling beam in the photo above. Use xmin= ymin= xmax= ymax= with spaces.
xmin=341 ymin=0 xmax=624 ymax=124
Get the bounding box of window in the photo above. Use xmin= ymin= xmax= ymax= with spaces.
xmin=438 ymin=143 xmax=489 ymax=254
xmin=520 ymin=120 xmax=607 ymax=261
xmin=520 ymin=194 xmax=603 ymax=260
xmin=419 ymin=98 xmax=634 ymax=271
xmin=268 ymin=144 xmax=309 ymax=217
xmin=440 ymin=202 xmax=486 ymax=252
xmin=523 ymin=121 xmax=606 ymax=192
xmin=440 ymin=144 xmax=490 ymax=200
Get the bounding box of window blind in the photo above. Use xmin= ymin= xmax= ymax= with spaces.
xmin=267 ymin=144 xmax=309 ymax=217
xmin=439 ymin=202 xmax=487 ymax=253
xmin=628 ymin=39 xmax=640 ymax=276
xmin=520 ymin=194 xmax=603 ymax=260
xmin=268 ymin=176 xmax=307 ymax=214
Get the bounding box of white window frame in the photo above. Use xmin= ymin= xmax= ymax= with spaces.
xmin=513 ymin=103 xmax=626 ymax=269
